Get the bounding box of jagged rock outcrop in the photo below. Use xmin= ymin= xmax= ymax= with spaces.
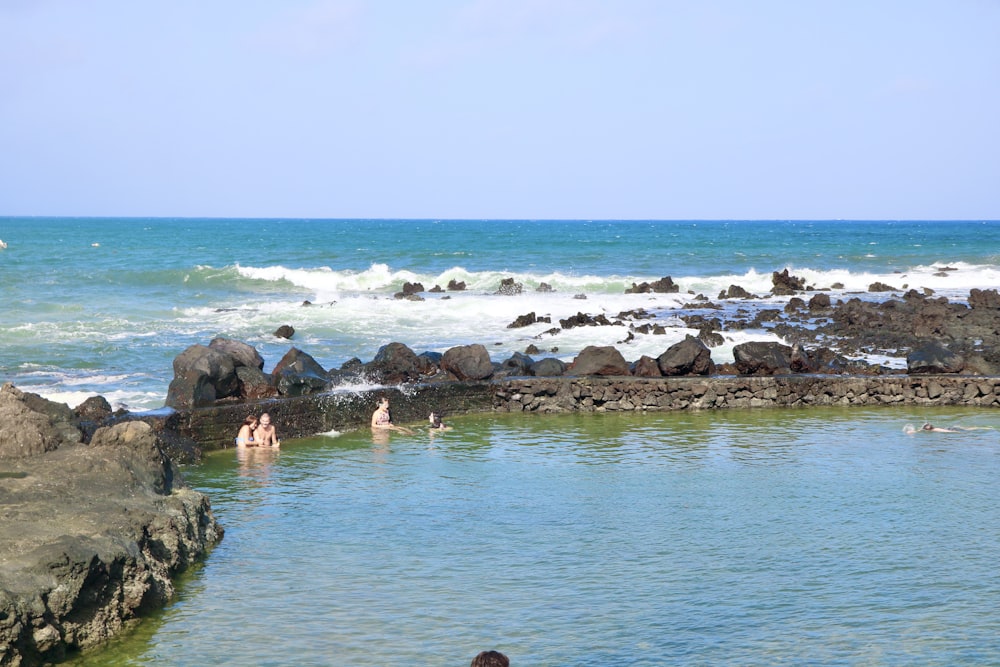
xmin=625 ymin=276 xmax=679 ymax=294
xmin=771 ymin=269 xmax=805 ymax=295
xmin=0 ymin=389 xmax=222 ymax=666
xmin=657 ymin=335 xmax=715 ymax=376
xmin=272 ymin=347 xmax=329 ymax=397
xmin=733 ymin=341 xmax=793 ymax=375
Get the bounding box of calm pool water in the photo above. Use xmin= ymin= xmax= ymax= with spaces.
xmin=69 ymin=407 xmax=1000 ymax=666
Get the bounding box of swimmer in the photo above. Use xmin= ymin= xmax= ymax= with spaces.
xmin=428 ymin=411 xmax=452 ymax=431
xmin=371 ymin=396 xmax=414 ymax=434
xmin=235 ymin=415 xmax=258 ymax=447
xmin=254 ymin=412 xmax=280 ymax=447
xmin=903 ymin=422 xmax=994 ymax=434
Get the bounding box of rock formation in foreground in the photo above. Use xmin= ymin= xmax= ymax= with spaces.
xmin=0 ymin=383 xmax=223 ymax=666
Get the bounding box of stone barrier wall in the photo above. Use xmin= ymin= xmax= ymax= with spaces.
xmin=175 ymin=375 xmax=1000 ymax=450
xmin=493 ymin=375 xmax=1000 ymax=413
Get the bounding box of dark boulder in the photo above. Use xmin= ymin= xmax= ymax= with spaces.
xmin=907 ymin=342 xmax=964 ymax=375
xmin=271 ymin=347 xmax=329 ymax=396
xmin=441 ymin=344 xmax=494 ymax=381
xmin=631 ymin=355 xmax=662 ymax=377
xmin=530 ymin=357 xmax=566 ymax=377
xmin=209 ymin=337 xmax=265 ymax=370
xmin=274 ymin=324 xmax=296 ymax=339
xmin=657 ymin=335 xmax=714 ymax=376
xmin=363 ymin=342 xmax=423 ymax=384
xmin=166 ymin=370 xmax=218 ymax=410
xmin=447 ymin=279 xmax=467 ymax=291
xmin=417 ymin=351 xmax=443 ymax=376
xmin=74 ymin=395 xmax=113 ymax=424
xmin=497 ymin=352 xmax=535 ymax=377
xmin=733 ymin=341 xmax=793 ymax=375
xmin=567 ymin=346 xmax=630 ymax=376
xmin=165 ymin=345 xmax=240 ymax=409
xmin=73 ymin=395 xmax=114 ymax=443
xmin=235 ymin=366 xmax=278 ymax=400
xmin=626 ymin=276 xmax=679 ymax=294
xmin=559 ymin=312 xmax=613 ymax=329
xmin=507 ymin=312 xmax=551 ymax=329
xmin=536 ymin=282 xmax=554 ymax=292
xmin=771 ymin=269 xmax=805 ymax=295
xmin=808 ymin=293 xmax=832 ymax=311
xmin=720 ymin=284 xmax=754 ymax=299
xmin=868 ymin=282 xmax=897 ymax=293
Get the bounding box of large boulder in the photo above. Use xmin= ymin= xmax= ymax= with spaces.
xmin=166 ymin=345 xmax=239 ymax=409
xmin=733 ymin=341 xmax=793 ymax=375
xmin=272 ymin=348 xmax=329 ymax=396
xmin=907 ymin=342 xmax=964 ymax=375
xmin=235 ymin=366 xmax=278 ymax=400
xmin=0 ymin=383 xmax=82 ymax=459
xmin=771 ymin=269 xmax=805 ymax=295
xmin=166 ymin=371 xmax=218 ymax=410
xmin=441 ymin=344 xmax=494 ymax=381
xmin=364 ymin=342 xmax=422 ymax=384
xmin=530 ymin=358 xmax=566 ymax=377
xmin=209 ymin=337 xmax=265 ymax=370
xmin=630 ymin=355 xmax=662 ymax=377
xmin=567 ymin=346 xmax=631 ymax=376
xmin=657 ymin=335 xmax=714 ymax=376
xmin=496 ymin=352 xmax=535 ymax=377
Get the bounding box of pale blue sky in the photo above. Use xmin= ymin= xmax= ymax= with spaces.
xmin=1 ymin=1 xmax=998 ymax=219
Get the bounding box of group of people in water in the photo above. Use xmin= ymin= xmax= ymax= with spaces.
xmin=235 ymin=412 xmax=280 ymax=448
xmin=370 ymin=395 xmax=451 ymax=433
xmin=235 ymin=396 xmax=449 ymax=448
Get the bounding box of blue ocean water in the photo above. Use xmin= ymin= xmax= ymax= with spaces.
xmin=1 ymin=218 xmax=998 ymax=409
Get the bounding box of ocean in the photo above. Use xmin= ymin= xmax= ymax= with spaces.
xmin=5 ymin=219 xmax=1000 ymax=665
xmin=1 ymin=218 xmax=998 ymax=410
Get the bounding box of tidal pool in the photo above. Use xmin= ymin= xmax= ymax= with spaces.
xmin=68 ymin=406 xmax=1000 ymax=666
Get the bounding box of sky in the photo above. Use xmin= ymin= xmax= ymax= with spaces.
xmin=1 ymin=1 xmax=998 ymax=220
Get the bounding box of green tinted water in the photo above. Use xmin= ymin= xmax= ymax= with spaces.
xmin=66 ymin=407 xmax=1000 ymax=666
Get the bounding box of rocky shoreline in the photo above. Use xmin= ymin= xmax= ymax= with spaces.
xmin=0 ymin=384 xmax=222 ymax=667
xmin=3 ymin=279 xmax=1000 ymax=665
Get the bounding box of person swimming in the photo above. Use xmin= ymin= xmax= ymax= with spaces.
xmin=371 ymin=396 xmax=414 ymax=434
xmin=235 ymin=415 xmax=258 ymax=447
xmin=428 ymin=411 xmax=451 ymax=430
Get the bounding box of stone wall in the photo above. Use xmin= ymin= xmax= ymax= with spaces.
xmin=173 ymin=375 xmax=1000 ymax=450
xmin=492 ymin=375 xmax=1000 ymax=413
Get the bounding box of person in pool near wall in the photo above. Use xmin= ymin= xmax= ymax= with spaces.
xmin=371 ymin=395 xmax=414 ymax=434
xmin=235 ymin=415 xmax=258 ymax=447
xmin=254 ymin=412 xmax=280 ymax=447
xmin=428 ymin=411 xmax=451 ymax=431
